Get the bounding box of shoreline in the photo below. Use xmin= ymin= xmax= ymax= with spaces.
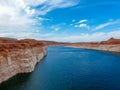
xmin=0 ymin=37 xmax=120 ymax=84
xmin=0 ymin=39 xmax=47 ymax=84
xmin=65 ymin=44 xmax=120 ymax=53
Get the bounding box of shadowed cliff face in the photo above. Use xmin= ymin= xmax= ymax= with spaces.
xmin=0 ymin=37 xmax=120 ymax=84
xmin=0 ymin=38 xmax=47 ymax=84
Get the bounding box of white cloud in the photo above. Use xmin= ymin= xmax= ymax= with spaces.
xmin=74 ymin=24 xmax=90 ymax=29
xmin=72 ymin=19 xmax=76 ymax=22
xmin=1 ymin=29 xmax=120 ymax=42
xmin=33 ymin=0 xmax=79 ymax=15
xmin=94 ymin=22 xmax=111 ymax=30
xmin=93 ymin=20 xmax=120 ymax=30
xmin=79 ymin=24 xmax=89 ymax=28
xmin=73 ymin=19 xmax=89 ymax=29
xmin=51 ymin=26 xmax=60 ymax=31
xmin=0 ymin=32 xmax=53 ymax=40
xmin=45 ymin=30 xmax=120 ymax=42
xmin=0 ymin=0 xmax=78 ymax=25
xmin=0 ymin=0 xmax=79 ymax=39
xmin=24 ymin=0 xmax=47 ymax=6
xmin=78 ymin=19 xmax=88 ymax=23
xmin=0 ymin=0 xmax=35 ymax=32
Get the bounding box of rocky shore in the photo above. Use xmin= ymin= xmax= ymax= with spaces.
xmin=0 ymin=37 xmax=120 ymax=84
xmin=0 ymin=38 xmax=47 ymax=84
xmin=66 ymin=38 xmax=120 ymax=52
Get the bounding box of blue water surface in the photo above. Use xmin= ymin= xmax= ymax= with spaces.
xmin=0 ymin=46 xmax=120 ymax=90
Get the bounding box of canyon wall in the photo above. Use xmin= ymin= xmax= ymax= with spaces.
xmin=0 ymin=37 xmax=120 ymax=84
xmin=66 ymin=38 xmax=120 ymax=52
xmin=0 ymin=38 xmax=47 ymax=84
xmin=68 ymin=44 xmax=120 ymax=52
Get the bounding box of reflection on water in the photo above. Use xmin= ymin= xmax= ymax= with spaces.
xmin=0 ymin=46 xmax=120 ymax=90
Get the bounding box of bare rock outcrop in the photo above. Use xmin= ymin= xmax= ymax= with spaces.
xmin=0 ymin=38 xmax=47 ymax=84
xmin=67 ymin=38 xmax=120 ymax=52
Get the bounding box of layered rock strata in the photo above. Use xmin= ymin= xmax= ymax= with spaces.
xmin=66 ymin=38 xmax=120 ymax=52
xmin=0 ymin=38 xmax=46 ymax=84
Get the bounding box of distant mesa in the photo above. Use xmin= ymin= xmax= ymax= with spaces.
xmin=0 ymin=37 xmax=17 ymax=43
xmin=101 ymin=37 xmax=120 ymax=44
xmin=0 ymin=37 xmax=120 ymax=84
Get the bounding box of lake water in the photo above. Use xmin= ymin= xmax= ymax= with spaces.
xmin=1 ymin=46 xmax=120 ymax=90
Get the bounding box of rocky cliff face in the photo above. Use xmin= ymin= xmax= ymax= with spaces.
xmin=70 ymin=44 xmax=120 ymax=52
xmin=0 ymin=38 xmax=47 ymax=84
xmin=67 ymin=38 xmax=120 ymax=52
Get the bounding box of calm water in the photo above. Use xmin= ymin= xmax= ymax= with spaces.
xmin=1 ymin=46 xmax=120 ymax=90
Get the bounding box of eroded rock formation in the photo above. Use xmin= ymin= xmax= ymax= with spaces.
xmin=0 ymin=38 xmax=46 ymax=84
xmin=66 ymin=38 xmax=120 ymax=52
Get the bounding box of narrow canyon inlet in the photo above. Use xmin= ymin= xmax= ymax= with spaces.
xmin=0 ymin=46 xmax=120 ymax=90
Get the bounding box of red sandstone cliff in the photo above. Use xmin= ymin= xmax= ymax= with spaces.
xmin=0 ymin=38 xmax=46 ymax=84
xmin=66 ymin=38 xmax=120 ymax=52
xmin=0 ymin=37 xmax=120 ymax=84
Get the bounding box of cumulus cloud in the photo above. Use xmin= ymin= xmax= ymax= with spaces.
xmin=0 ymin=0 xmax=36 ymax=32
xmin=0 ymin=0 xmax=79 ymax=39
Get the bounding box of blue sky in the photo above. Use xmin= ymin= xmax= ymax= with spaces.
xmin=0 ymin=0 xmax=120 ymax=42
